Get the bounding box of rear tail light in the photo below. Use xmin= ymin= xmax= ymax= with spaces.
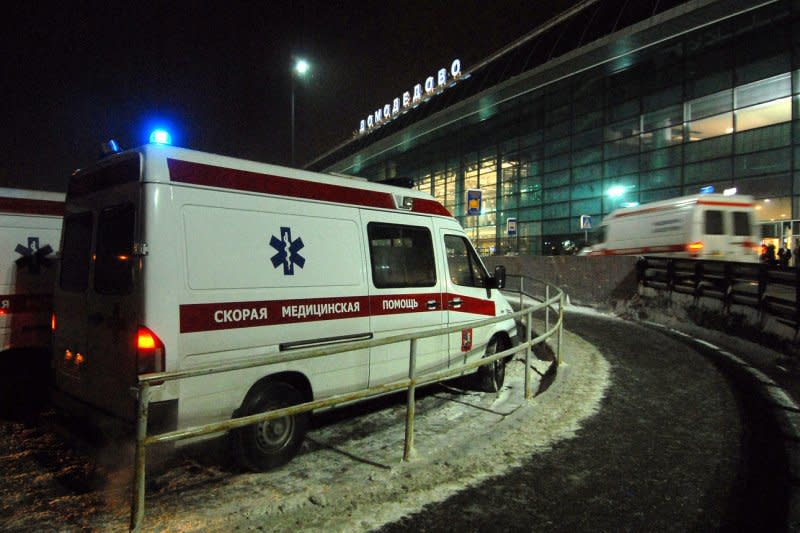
xmin=686 ymin=241 xmax=704 ymax=255
xmin=137 ymin=326 xmax=165 ymax=383
xmin=51 ymin=313 xmax=56 ymax=332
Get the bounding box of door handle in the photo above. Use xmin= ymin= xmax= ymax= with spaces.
xmin=426 ymin=300 xmax=439 ymax=310
xmin=448 ymin=298 xmax=463 ymax=309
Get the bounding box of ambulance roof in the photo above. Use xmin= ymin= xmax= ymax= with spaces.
xmin=74 ymin=143 xmax=452 ymax=218
xmin=604 ymin=193 xmax=755 ymax=222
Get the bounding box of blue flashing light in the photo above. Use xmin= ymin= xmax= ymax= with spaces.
xmin=149 ymin=129 xmax=172 ymax=145
xmin=699 ymin=185 xmax=715 ymax=194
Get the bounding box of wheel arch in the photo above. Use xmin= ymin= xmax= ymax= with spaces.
xmin=235 ymin=370 xmax=313 ymax=416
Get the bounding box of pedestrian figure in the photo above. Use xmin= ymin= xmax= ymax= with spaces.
xmin=767 ymin=243 xmax=777 ymax=266
xmin=794 ymin=239 xmax=800 ymax=268
xmin=779 ymin=247 xmax=790 ymax=268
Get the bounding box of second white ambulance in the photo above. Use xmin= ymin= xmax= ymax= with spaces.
xmin=51 ymin=142 xmax=517 ymax=470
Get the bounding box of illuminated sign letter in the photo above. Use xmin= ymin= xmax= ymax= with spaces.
xmin=374 ymin=108 xmax=383 ymax=124
xmin=402 ymin=91 xmax=411 ymax=108
xmin=451 ymin=58 xmax=462 ymax=78
xmin=359 ymin=119 xmax=366 ymax=134
xmin=367 ymin=115 xmax=374 ymax=128
xmin=413 ymin=83 xmax=422 ymax=103
xmin=383 ymin=103 xmax=392 ymax=118
xmin=424 ymin=76 xmax=435 ymax=94
xmin=392 ymin=97 xmax=401 ymax=115
xmin=438 ymin=68 xmax=447 ymax=87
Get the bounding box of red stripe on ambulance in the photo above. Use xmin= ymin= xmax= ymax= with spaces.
xmin=179 ymin=293 xmax=495 ymax=333
xmin=0 ymin=197 xmax=64 ymax=216
xmin=167 ymin=159 xmax=452 ymax=217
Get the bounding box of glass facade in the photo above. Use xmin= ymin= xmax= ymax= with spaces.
xmin=317 ymin=1 xmax=800 ymax=255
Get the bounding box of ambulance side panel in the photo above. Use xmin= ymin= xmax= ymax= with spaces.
xmin=152 ymin=184 xmax=371 ymax=430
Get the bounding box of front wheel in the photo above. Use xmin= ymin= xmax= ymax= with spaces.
xmin=234 ymin=381 xmax=309 ymax=472
xmin=477 ymin=337 xmax=507 ymax=392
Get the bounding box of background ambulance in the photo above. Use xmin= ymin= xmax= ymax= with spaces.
xmin=51 ymin=142 xmax=517 ymax=470
xmin=0 ymin=188 xmax=63 ymax=353
xmin=586 ymin=193 xmax=759 ymax=262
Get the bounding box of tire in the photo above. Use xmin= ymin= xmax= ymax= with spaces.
xmin=234 ymin=381 xmax=309 ymax=472
xmin=477 ymin=336 xmax=507 ymax=392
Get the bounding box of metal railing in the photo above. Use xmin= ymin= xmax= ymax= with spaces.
xmin=129 ymin=276 xmax=565 ymax=531
xmin=638 ymin=257 xmax=800 ymax=329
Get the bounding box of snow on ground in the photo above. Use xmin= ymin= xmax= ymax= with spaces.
xmin=1 ymin=322 xmax=610 ymax=532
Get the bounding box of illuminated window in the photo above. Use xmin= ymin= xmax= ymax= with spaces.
xmin=688 ymin=112 xmax=733 ymax=141
xmin=417 ymin=172 xmax=431 ymax=195
xmin=735 ymin=97 xmax=791 ymax=131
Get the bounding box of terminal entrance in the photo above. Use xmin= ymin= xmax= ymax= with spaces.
xmin=758 ymin=219 xmax=799 ymax=265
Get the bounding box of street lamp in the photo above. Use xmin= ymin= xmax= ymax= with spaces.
xmin=291 ymin=58 xmax=310 ymax=166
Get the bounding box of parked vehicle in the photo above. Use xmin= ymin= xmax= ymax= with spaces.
xmin=585 ymin=193 xmax=759 ymax=262
xmin=51 ymin=141 xmax=517 ymax=470
xmin=0 ymin=188 xmax=63 ymax=352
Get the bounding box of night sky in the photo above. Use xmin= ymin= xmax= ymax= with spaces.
xmin=3 ymin=1 xmax=576 ymax=192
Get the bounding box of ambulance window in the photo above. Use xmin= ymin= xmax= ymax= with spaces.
xmin=704 ymin=210 xmax=724 ymax=235
xmin=732 ymin=211 xmax=752 ymax=236
xmin=94 ymin=204 xmax=135 ymax=294
xmin=59 ymin=212 xmax=93 ymax=292
xmin=595 ymin=225 xmax=606 ymax=244
xmin=368 ymin=223 xmax=436 ymax=288
xmin=444 ymin=235 xmax=488 ymax=288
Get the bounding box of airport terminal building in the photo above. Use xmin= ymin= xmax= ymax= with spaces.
xmin=308 ymin=0 xmax=800 ymax=255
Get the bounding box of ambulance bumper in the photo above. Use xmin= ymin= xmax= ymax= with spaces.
xmin=49 ymin=386 xmax=177 ymax=442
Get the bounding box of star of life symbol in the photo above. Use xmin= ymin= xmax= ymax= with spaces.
xmin=270 ymin=227 xmax=305 ymax=275
xmin=15 ymin=237 xmax=39 ymax=257
xmin=15 ymin=237 xmax=53 ymax=274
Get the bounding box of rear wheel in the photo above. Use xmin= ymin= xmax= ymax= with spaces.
xmin=478 ymin=336 xmax=508 ymax=392
xmin=234 ymin=381 xmax=308 ymax=471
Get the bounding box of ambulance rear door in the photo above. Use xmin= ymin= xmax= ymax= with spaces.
xmin=54 ymin=156 xmax=142 ymax=421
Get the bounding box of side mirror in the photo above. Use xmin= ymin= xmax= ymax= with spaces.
xmin=493 ymin=265 xmax=506 ymax=289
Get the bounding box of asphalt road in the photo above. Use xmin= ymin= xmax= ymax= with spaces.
xmin=375 ymin=312 xmax=792 ymax=532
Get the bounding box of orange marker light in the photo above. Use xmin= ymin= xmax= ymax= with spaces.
xmin=51 ymin=313 xmax=56 ymax=332
xmin=687 ymin=241 xmax=704 ymax=252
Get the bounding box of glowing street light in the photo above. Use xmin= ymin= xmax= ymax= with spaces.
xmin=295 ymin=59 xmax=310 ymax=76
xmin=291 ymin=57 xmax=311 ymax=166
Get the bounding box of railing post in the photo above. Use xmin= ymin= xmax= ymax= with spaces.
xmin=403 ymin=338 xmax=418 ymax=462
xmin=545 ymin=284 xmax=550 ymax=332
xmin=130 ymin=381 xmax=150 ymax=532
xmin=556 ymin=292 xmax=564 ymax=367
xmin=519 ymin=276 xmax=524 ymax=310
xmin=524 ymin=308 xmax=533 ymax=399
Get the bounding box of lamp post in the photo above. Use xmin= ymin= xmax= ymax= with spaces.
xmin=291 ymin=58 xmax=310 ymax=166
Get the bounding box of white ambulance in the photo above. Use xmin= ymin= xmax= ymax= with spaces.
xmin=51 ymin=142 xmax=517 ymax=470
xmin=586 ymin=193 xmax=759 ymax=262
xmin=0 ymin=188 xmax=63 ymax=353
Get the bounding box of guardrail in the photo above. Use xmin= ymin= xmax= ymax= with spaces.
xmin=637 ymin=257 xmax=800 ymax=329
xmin=128 ymin=276 xmax=565 ymax=531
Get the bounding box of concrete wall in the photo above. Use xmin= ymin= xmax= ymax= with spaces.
xmin=482 ymin=255 xmax=640 ymax=308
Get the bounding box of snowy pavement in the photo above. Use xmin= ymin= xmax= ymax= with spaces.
xmin=1 ymin=320 xmax=610 ymax=532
